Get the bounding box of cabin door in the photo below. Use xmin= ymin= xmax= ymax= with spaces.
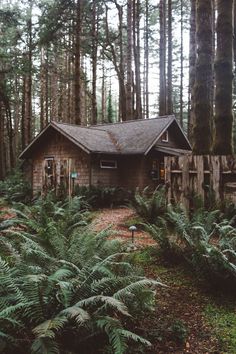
xmin=43 ymin=157 xmax=56 ymax=192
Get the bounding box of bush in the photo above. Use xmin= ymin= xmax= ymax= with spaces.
xmin=74 ymin=186 xmax=133 ymax=208
xmin=146 ymin=206 xmax=236 ymax=289
xmin=131 ymin=186 xmax=167 ymax=224
xmin=0 ymin=168 xmax=31 ymax=203
xmin=0 ymin=199 xmax=163 ymax=354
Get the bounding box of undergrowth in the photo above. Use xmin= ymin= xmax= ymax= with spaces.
xmin=0 ymin=195 xmax=163 ymax=354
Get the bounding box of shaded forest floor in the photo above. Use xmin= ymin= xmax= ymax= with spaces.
xmin=92 ymin=208 xmax=236 ymax=354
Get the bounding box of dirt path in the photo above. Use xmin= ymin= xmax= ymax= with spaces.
xmin=140 ymin=262 xmax=220 ymax=354
xmin=91 ymin=207 xmax=155 ymax=246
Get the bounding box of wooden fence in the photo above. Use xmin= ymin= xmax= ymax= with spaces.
xmin=164 ymin=155 xmax=236 ymax=210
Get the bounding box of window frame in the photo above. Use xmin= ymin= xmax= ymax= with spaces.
xmin=161 ymin=130 xmax=169 ymax=142
xmin=100 ymin=159 xmax=117 ymax=169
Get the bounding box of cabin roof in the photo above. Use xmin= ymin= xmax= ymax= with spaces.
xmin=19 ymin=116 xmax=192 ymax=158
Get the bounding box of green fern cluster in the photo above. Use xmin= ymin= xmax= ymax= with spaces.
xmin=146 ymin=206 xmax=236 ymax=288
xmin=132 ymin=186 xmax=167 ymax=224
xmin=0 ymin=167 xmax=31 ymax=203
xmin=0 ymin=198 xmax=163 ymax=354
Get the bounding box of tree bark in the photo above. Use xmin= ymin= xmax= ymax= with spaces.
xmin=144 ymin=0 xmax=149 ymax=119
xmin=193 ymin=0 xmax=213 ymax=154
xmin=159 ymin=0 xmax=167 ymax=116
xmin=91 ymin=0 xmax=98 ymax=125
xmin=133 ymin=0 xmax=142 ymax=119
xmin=188 ymin=0 xmax=196 ymax=143
xmin=74 ymin=0 xmax=82 ymax=125
xmin=180 ymin=0 xmax=184 ymax=126
xmin=213 ymin=0 xmax=234 ymax=154
xmin=126 ymin=0 xmax=133 ymax=120
xmin=167 ymin=0 xmax=173 ymax=115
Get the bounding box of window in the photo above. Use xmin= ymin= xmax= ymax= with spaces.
xmin=100 ymin=160 xmax=117 ymax=169
xmin=161 ymin=130 xmax=168 ymax=142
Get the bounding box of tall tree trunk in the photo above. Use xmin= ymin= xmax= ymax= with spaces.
xmin=144 ymin=0 xmax=149 ymax=119
xmin=91 ymin=0 xmax=98 ymax=125
xmin=159 ymin=0 xmax=167 ymax=116
xmin=40 ymin=46 xmax=48 ymax=129
xmin=180 ymin=0 xmax=184 ymax=126
xmin=101 ymin=53 xmax=106 ymax=123
xmin=0 ymin=104 xmax=5 ymax=179
xmin=133 ymin=0 xmax=142 ymax=119
xmin=74 ymin=0 xmax=82 ymax=125
xmin=213 ymin=0 xmax=234 ymax=154
xmin=126 ymin=0 xmax=133 ymax=120
xmin=167 ymin=0 xmax=173 ymax=115
xmin=193 ymin=0 xmax=213 ymax=154
xmin=188 ymin=0 xmax=196 ymax=143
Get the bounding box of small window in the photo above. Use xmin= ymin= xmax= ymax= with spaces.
xmin=100 ymin=160 xmax=117 ymax=169
xmin=161 ymin=131 xmax=168 ymax=142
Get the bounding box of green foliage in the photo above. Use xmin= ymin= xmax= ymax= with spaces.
xmin=0 ymin=198 xmax=163 ymax=354
xmin=131 ymin=187 xmax=167 ymax=224
xmin=169 ymin=319 xmax=188 ymax=344
xmin=205 ymin=304 xmax=236 ymax=353
xmin=0 ymin=168 xmax=31 ymax=203
xmin=146 ymin=205 xmax=236 ymax=289
xmin=74 ymin=186 xmax=133 ymax=209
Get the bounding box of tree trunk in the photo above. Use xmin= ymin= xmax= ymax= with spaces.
xmin=74 ymin=0 xmax=82 ymax=125
xmin=213 ymin=0 xmax=234 ymax=154
xmin=188 ymin=0 xmax=196 ymax=143
xmin=133 ymin=0 xmax=142 ymax=119
xmin=167 ymin=0 xmax=173 ymax=115
xmin=91 ymin=0 xmax=98 ymax=125
xmin=180 ymin=0 xmax=184 ymax=126
xmin=126 ymin=0 xmax=133 ymax=120
xmin=193 ymin=0 xmax=213 ymax=154
xmin=159 ymin=0 xmax=167 ymax=116
xmin=144 ymin=0 xmax=149 ymax=119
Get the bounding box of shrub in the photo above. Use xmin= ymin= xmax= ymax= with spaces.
xmin=146 ymin=206 xmax=236 ymax=289
xmin=74 ymin=186 xmax=133 ymax=208
xmin=131 ymin=186 xmax=167 ymax=224
xmin=0 ymin=168 xmax=31 ymax=203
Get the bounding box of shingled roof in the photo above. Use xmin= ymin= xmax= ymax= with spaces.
xmin=20 ymin=116 xmax=191 ymax=158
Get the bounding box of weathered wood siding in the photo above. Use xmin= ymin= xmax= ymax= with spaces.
xmin=91 ymin=154 xmax=119 ymax=187
xmin=32 ymin=131 xmax=90 ymax=194
xmin=165 ymin=155 xmax=236 ymax=209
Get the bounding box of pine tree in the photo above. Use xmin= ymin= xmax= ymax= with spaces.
xmin=213 ymin=0 xmax=234 ymax=154
xmin=192 ymin=0 xmax=213 ymax=154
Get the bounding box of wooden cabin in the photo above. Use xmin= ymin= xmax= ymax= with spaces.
xmin=19 ymin=116 xmax=191 ymax=195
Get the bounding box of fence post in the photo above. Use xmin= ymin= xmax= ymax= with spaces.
xmin=165 ymin=156 xmax=172 ymax=204
xmin=180 ymin=156 xmax=189 ymax=210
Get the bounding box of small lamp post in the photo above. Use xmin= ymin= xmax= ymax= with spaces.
xmin=129 ymin=225 xmax=137 ymax=243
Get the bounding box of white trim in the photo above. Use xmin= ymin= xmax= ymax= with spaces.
xmin=100 ymin=159 xmax=117 ymax=169
xmin=161 ymin=130 xmax=169 ymax=142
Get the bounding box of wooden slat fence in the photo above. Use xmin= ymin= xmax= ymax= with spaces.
xmin=164 ymin=155 xmax=236 ymax=210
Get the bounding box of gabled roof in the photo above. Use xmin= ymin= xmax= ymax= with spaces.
xmin=19 ymin=116 xmax=192 ymax=159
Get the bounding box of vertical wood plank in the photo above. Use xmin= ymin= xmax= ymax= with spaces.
xmin=211 ymin=155 xmax=221 ymax=201
xmin=195 ymin=155 xmax=204 ymax=202
xmin=165 ymin=156 xmax=172 ymax=204
xmin=180 ymin=156 xmax=189 ymax=210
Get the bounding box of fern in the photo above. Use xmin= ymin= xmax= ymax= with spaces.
xmin=0 ymin=197 xmax=162 ymax=353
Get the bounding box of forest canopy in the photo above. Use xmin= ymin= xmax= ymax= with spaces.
xmin=0 ymin=0 xmax=235 ymax=178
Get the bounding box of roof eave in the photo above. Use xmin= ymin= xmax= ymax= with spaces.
xmin=19 ymin=122 xmax=91 ymax=159
xmin=144 ymin=116 xmax=192 ymax=156
xmin=144 ymin=116 xmax=175 ymax=156
xmin=51 ymin=122 xmax=91 ymax=154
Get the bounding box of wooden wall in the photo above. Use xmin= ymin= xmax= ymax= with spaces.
xmin=165 ymin=155 xmax=236 ymax=209
xmin=28 ymin=130 xmax=164 ymax=194
xmin=32 ymin=132 xmax=90 ymax=194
